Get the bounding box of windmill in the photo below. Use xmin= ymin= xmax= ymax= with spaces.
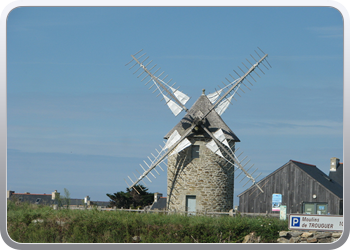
xmin=124 ymin=48 xmax=271 ymax=212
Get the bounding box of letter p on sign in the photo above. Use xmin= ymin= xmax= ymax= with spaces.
xmin=291 ymin=217 xmax=300 ymax=227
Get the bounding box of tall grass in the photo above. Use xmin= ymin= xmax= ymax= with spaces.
xmin=7 ymin=201 xmax=288 ymax=243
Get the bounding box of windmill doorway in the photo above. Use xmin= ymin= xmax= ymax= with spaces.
xmin=186 ymin=195 xmax=196 ymax=215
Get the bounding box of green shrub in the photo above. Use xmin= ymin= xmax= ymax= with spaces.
xmin=7 ymin=200 xmax=288 ymax=243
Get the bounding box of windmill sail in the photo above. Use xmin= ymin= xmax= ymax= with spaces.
xmin=126 ymin=50 xmax=190 ymax=116
xmin=170 ymin=138 xmax=191 ymax=156
xmin=204 ymin=128 xmax=264 ymax=193
xmin=207 ymin=89 xmax=223 ymax=104
xmin=155 ymin=79 xmax=190 ymax=116
xmin=207 ymin=79 xmax=240 ymax=115
xmin=125 ymin=123 xmax=197 ymax=190
xmin=206 ymin=139 xmax=223 ymax=157
xmin=215 ymin=94 xmax=234 ymax=116
xmin=125 ymin=48 xmax=271 ymax=196
xmin=169 ymin=86 xmax=190 ymax=105
xmin=206 ymin=78 xmax=239 ymax=104
xmin=206 ymin=129 xmax=230 ymax=157
xmin=213 ymin=129 xmax=230 ymax=147
xmin=163 ymin=95 xmax=183 ymax=116
xmin=165 ymin=130 xmax=192 ymax=155
xmin=204 ymin=52 xmax=270 ymax=119
xmin=165 ymin=130 xmax=182 ymax=149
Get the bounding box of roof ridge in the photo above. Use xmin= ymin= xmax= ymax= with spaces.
xmin=13 ymin=193 xmax=52 ymax=196
xmin=237 ymin=160 xmax=292 ymax=197
xmin=290 ymin=159 xmax=316 ymax=167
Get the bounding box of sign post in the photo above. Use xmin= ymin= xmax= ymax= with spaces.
xmin=289 ymin=214 xmax=343 ymax=231
xmin=280 ymin=205 xmax=287 ymax=220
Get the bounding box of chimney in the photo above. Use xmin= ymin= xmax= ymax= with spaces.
xmin=52 ymin=190 xmax=60 ymax=200
xmin=7 ymin=190 xmax=14 ymax=199
xmin=154 ymin=192 xmax=162 ymax=202
xmin=330 ymin=157 xmax=340 ymax=172
xmin=84 ymin=196 xmax=90 ymax=205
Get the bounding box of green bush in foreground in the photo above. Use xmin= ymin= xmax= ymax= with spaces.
xmin=7 ymin=201 xmax=288 ymax=243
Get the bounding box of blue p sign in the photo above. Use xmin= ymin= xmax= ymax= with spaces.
xmin=291 ymin=217 xmax=300 ymax=227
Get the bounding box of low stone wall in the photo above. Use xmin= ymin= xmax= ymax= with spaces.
xmin=277 ymin=231 xmax=342 ymax=243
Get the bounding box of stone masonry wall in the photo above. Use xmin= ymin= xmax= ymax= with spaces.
xmin=277 ymin=231 xmax=342 ymax=243
xmin=167 ymin=137 xmax=235 ymax=212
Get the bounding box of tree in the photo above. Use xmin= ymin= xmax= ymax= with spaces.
xmin=63 ymin=188 xmax=71 ymax=209
xmin=106 ymin=185 xmax=154 ymax=208
xmin=106 ymin=190 xmax=131 ymax=208
xmin=54 ymin=188 xmax=71 ymax=209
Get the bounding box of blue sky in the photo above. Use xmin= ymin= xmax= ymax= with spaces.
xmin=7 ymin=7 xmax=343 ymax=206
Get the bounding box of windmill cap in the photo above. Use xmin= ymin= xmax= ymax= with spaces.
xmin=164 ymin=94 xmax=240 ymax=141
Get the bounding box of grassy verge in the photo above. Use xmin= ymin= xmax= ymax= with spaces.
xmin=7 ymin=201 xmax=288 ymax=243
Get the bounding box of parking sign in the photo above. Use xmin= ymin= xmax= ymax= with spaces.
xmin=289 ymin=214 xmax=343 ymax=231
xmin=291 ymin=216 xmax=301 ymax=227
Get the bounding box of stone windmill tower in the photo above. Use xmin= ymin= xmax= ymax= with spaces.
xmin=164 ymin=91 xmax=239 ymax=212
xmin=124 ymin=49 xmax=271 ymax=212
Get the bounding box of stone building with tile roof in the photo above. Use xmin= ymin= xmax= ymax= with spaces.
xmin=7 ymin=190 xmax=109 ymax=208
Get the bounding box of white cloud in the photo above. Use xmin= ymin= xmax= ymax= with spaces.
xmin=161 ymin=55 xmax=239 ymax=61
xmin=306 ymin=26 xmax=343 ymax=38
xmin=236 ymin=119 xmax=343 ymax=136
xmin=272 ymin=54 xmax=342 ymax=61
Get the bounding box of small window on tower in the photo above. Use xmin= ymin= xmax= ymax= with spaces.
xmin=192 ymin=145 xmax=200 ymax=158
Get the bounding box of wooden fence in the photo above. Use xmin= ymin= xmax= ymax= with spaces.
xmin=60 ymin=205 xmax=280 ymax=218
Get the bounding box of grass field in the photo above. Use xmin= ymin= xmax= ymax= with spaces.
xmin=7 ymin=201 xmax=288 ymax=243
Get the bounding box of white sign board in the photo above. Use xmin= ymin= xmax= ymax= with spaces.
xmin=272 ymin=193 xmax=282 ymax=211
xmin=280 ymin=205 xmax=287 ymax=220
xmin=289 ymin=214 xmax=343 ymax=231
